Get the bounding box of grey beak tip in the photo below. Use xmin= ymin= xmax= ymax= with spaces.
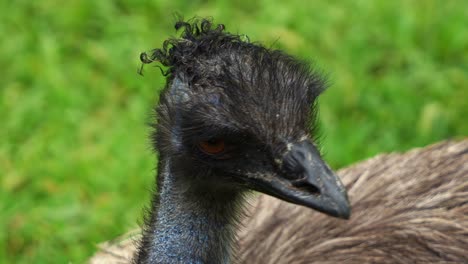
xmin=336 ymin=193 xmax=351 ymax=219
xmin=339 ymin=206 xmax=351 ymax=220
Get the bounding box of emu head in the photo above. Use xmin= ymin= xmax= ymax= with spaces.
xmin=144 ymin=20 xmax=350 ymax=219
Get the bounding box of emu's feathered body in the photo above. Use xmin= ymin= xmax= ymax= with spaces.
xmin=239 ymin=140 xmax=468 ymax=263
xmin=89 ymin=140 xmax=468 ymax=263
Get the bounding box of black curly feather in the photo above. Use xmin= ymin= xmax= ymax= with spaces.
xmin=139 ymin=18 xmax=233 ymax=76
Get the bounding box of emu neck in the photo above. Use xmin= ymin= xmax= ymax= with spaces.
xmin=147 ymin=160 xmax=243 ymax=263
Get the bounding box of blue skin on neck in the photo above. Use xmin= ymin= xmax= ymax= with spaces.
xmin=149 ymin=163 xmax=239 ymax=263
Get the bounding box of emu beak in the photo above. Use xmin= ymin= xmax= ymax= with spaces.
xmin=249 ymin=141 xmax=351 ymax=219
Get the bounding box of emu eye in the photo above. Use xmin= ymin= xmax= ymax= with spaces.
xmin=198 ymin=139 xmax=225 ymax=155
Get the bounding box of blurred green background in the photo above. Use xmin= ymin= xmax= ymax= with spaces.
xmin=1 ymin=0 xmax=467 ymax=263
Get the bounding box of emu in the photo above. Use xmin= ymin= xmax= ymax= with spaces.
xmin=89 ymin=19 xmax=468 ymax=263
xmin=136 ymin=19 xmax=349 ymax=263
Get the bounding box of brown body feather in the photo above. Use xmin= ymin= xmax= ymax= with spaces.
xmin=89 ymin=139 xmax=468 ymax=263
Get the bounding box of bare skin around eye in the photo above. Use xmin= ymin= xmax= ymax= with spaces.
xmin=199 ymin=139 xmax=225 ymax=154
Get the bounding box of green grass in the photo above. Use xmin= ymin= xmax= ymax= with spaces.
xmin=1 ymin=0 xmax=467 ymax=263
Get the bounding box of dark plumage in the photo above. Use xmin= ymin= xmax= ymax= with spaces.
xmin=135 ymin=18 xmax=349 ymax=263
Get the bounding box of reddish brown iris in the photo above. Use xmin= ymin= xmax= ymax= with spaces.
xmin=198 ymin=139 xmax=225 ymax=155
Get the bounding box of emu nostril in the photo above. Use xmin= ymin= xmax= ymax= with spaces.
xmin=291 ymin=179 xmax=321 ymax=195
xmin=295 ymin=184 xmax=321 ymax=196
